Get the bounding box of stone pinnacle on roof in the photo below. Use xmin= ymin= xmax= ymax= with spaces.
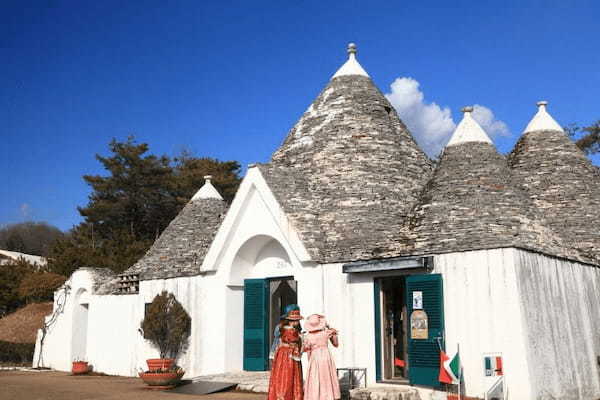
xmin=446 ymin=106 xmax=493 ymax=147
xmin=523 ymin=101 xmax=563 ymax=133
xmin=332 ymin=42 xmax=369 ymax=78
xmin=191 ymin=175 xmax=223 ymax=201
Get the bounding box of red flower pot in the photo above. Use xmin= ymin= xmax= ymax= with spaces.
xmin=139 ymin=371 xmax=184 ymax=388
xmin=72 ymin=361 xmax=88 ymax=375
xmin=146 ymin=358 xmax=175 ymax=372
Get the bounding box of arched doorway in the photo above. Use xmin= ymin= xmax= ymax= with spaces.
xmin=71 ymin=289 xmax=89 ymax=362
xmin=225 ymin=235 xmax=297 ymax=371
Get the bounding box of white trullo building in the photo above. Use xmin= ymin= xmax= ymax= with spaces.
xmin=35 ymin=44 xmax=600 ymax=400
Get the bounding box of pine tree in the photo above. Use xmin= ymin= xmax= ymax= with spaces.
xmin=48 ymin=137 xmax=241 ymax=276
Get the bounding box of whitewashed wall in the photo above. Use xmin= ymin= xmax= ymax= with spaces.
xmin=435 ymin=248 xmax=532 ymax=399
xmin=514 ymin=249 xmax=600 ymax=400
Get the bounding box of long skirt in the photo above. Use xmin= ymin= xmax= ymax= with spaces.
xmin=304 ymin=347 xmax=340 ymax=400
xmin=267 ymin=345 xmax=303 ymax=400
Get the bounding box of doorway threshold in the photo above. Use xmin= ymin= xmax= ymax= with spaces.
xmin=377 ymin=379 xmax=410 ymax=385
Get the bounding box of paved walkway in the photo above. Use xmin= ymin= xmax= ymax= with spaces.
xmin=0 ymin=370 xmax=267 ymax=400
xmin=194 ymin=371 xmax=270 ymax=393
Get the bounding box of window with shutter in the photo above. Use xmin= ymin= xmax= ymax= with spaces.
xmin=243 ymin=279 xmax=269 ymax=371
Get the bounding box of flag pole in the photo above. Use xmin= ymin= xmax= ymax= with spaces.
xmin=456 ymin=343 xmax=462 ymax=400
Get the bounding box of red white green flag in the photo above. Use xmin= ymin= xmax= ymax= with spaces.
xmin=439 ymin=350 xmax=460 ymax=384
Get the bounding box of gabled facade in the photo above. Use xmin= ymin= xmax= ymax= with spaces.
xmin=36 ymin=45 xmax=600 ymax=400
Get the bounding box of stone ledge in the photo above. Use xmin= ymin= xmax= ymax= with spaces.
xmin=350 ymin=386 xmax=420 ymax=400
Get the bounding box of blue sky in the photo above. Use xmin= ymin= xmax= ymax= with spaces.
xmin=2 ymin=1 xmax=599 ymax=231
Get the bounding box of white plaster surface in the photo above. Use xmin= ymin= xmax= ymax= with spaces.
xmin=514 ymin=249 xmax=600 ymax=400
xmin=332 ymin=53 xmax=369 ymax=78
xmin=446 ymin=109 xmax=493 ymax=147
xmin=0 ymin=249 xmax=47 ymax=266
xmin=191 ymin=176 xmax=223 ymax=200
xmin=524 ymin=102 xmax=563 ymax=133
xmin=434 ymin=248 xmax=532 ymax=399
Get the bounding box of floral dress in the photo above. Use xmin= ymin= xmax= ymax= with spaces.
xmin=267 ymin=326 xmax=303 ymax=400
xmin=303 ymin=329 xmax=340 ymax=400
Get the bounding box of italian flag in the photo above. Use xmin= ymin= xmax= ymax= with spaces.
xmin=439 ymin=350 xmax=460 ymax=384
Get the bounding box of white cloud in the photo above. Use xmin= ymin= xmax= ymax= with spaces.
xmin=385 ymin=77 xmax=510 ymax=157
xmin=471 ymin=104 xmax=510 ymax=138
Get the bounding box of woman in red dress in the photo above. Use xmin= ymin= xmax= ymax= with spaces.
xmin=267 ymin=309 xmax=304 ymax=400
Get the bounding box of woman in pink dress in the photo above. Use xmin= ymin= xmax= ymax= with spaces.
xmin=303 ymin=314 xmax=341 ymax=400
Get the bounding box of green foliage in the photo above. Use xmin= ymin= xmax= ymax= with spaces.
xmin=48 ymin=137 xmax=241 ymax=276
xmin=0 ymin=340 xmax=35 ymax=363
xmin=566 ymin=120 xmax=600 ymax=156
xmin=140 ymin=291 xmax=191 ymax=360
xmin=0 ymin=259 xmax=36 ymax=316
xmin=47 ymin=225 xmax=152 ymax=276
xmin=0 ymin=222 xmax=64 ymax=257
xmin=18 ymin=272 xmax=66 ymax=303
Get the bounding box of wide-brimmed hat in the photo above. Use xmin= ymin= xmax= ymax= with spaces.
xmin=304 ymin=314 xmax=327 ymax=331
xmin=280 ymin=304 xmax=301 ymax=320
xmin=285 ymin=309 xmax=304 ymax=321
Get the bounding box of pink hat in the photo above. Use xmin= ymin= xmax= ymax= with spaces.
xmin=305 ymin=314 xmax=327 ymax=332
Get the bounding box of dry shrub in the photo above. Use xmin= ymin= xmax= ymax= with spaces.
xmin=140 ymin=291 xmax=191 ymax=359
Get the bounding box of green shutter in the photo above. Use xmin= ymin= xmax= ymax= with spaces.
xmin=243 ymin=279 xmax=269 ymax=371
xmin=406 ymin=273 xmax=444 ymax=387
xmin=373 ymin=279 xmax=382 ymax=381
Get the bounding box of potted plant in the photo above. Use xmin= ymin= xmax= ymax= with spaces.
xmin=139 ymin=291 xmax=191 ymax=388
xmin=71 ymin=359 xmax=88 ymax=375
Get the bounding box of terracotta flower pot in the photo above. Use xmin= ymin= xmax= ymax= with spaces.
xmin=146 ymin=358 xmax=175 ymax=372
xmin=72 ymin=361 xmax=88 ymax=375
xmin=139 ymin=371 xmax=184 ymax=388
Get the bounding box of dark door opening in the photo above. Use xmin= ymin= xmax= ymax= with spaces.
xmin=269 ymin=277 xmax=298 ymax=369
xmin=243 ymin=277 xmax=297 ymax=371
xmin=380 ymin=277 xmax=409 ymax=381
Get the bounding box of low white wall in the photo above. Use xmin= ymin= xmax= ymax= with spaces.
xmin=85 ymin=294 xmax=142 ymax=376
xmin=515 ymin=249 xmax=600 ymax=400
xmin=34 ymin=269 xmax=95 ymax=371
xmin=34 ymin=269 xmax=219 ymax=378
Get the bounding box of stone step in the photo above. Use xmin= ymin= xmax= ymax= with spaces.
xmin=192 ymin=371 xmax=270 ymax=393
xmin=349 ymin=385 xmax=421 ymax=400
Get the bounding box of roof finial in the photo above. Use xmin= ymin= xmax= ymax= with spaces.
xmin=537 ymin=100 xmax=548 ymax=111
xmin=347 ymin=43 xmax=357 ymax=55
xmin=461 ymin=106 xmax=474 ymax=114
xmin=204 ymin=175 xmax=212 ymax=182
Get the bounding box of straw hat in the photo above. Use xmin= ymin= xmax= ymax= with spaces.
xmin=280 ymin=304 xmax=303 ymax=320
xmin=285 ymin=309 xmax=304 ymax=321
xmin=304 ymin=314 xmax=327 ymax=332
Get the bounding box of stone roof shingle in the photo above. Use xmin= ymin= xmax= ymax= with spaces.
xmin=121 ymin=198 xmax=228 ymax=280
xmin=267 ymin=72 xmax=432 ymax=263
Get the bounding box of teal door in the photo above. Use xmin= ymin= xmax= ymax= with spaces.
xmin=406 ymin=274 xmax=444 ymax=387
xmin=243 ymin=279 xmax=269 ymax=371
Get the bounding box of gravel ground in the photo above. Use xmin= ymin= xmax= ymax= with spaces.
xmin=0 ymin=370 xmax=268 ymax=400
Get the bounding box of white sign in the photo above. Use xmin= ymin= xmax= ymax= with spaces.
xmin=413 ymin=291 xmax=423 ymax=309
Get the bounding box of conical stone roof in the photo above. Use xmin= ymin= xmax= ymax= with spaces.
xmin=121 ymin=182 xmax=228 ymax=280
xmin=409 ymin=111 xmax=572 ymax=259
xmin=508 ymin=102 xmax=600 ymax=264
xmin=265 ymin=44 xmax=432 ymax=262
